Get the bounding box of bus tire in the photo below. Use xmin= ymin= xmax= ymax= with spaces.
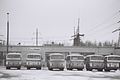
xmin=17 ymin=67 xmax=21 ymax=70
xmin=88 ymin=68 xmax=92 ymax=71
xmin=60 ymin=68 xmax=64 ymax=71
xmin=37 ymin=67 xmax=41 ymax=70
xmin=78 ymin=69 xmax=83 ymax=71
xmin=6 ymin=67 xmax=10 ymax=69
xmin=67 ymin=68 xmax=70 ymax=70
xmin=69 ymin=68 xmax=72 ymax=70
xmin=86 ymin=68 xmax=89 ymax=71
xmin=98 ymin=69 xmax=103 ymax=71
xmin=104 ymin=69 xmax=110 ymax=72
xmin=27 ymin=67 xmax=30 ymax=70
xmin=49 ymin=68 xmax=53 ymax=71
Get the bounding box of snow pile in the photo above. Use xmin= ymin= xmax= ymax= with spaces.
xmin=0 ymin=69 xmax=120 ymax=80
xmin=0 ymin=73 xmax=3 ymax=77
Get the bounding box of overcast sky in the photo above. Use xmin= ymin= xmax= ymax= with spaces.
xmin=0 ymin=0 xmax=120 ymax=45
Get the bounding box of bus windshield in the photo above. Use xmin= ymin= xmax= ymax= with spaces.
xmin=28 ymin=55 xmax=41 ymax=59
xmin=51 ymin=55 xmax=64 ymax=59
xmin=71 ymin=56 xmax=84 ymax=60
xmin=7 ymin=55 xmax=21 ymax=58
xmin=91 ymin=56 xmax=104 ymax=60
xmin=108 ymin=57 xmax=120 ymax=60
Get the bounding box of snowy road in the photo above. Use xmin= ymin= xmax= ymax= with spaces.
xmin=0 ymin=67 xmax=120 ymax=80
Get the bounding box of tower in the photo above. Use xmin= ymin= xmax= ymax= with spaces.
xmin=72 ymin=18 xmax=84 ymax=46
xmin=7 ymin=13 xmax=9 ymax=54
xmin=36 ymin=28 xmax=38 ymax=46
xmin=112 ymin=27 xmax=120 ymax=47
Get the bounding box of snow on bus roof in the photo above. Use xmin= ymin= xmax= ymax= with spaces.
xmin=7 ymin=53 xmax=21 ymax=55
xmin=49 ymin=53 xmax=63 ymax=56
xmin=27 ymin=53 xmax=41 ymax=56
xmin=105 ymin=55 xmax=120 ymax=57
xmin=67 ymin=54 xmax=83 ymax=57
xmin=86 ymin=55 xmax=104 ymax=57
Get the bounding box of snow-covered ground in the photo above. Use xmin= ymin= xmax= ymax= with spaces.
xmin=0 ymin=67 xmax=120 ymax=80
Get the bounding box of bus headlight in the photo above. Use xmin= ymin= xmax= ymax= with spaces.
xmin=116 ymin=63 xmax=119 ymax=67
xmin=90 ymin=63 xmax=92 ymax=67
xmin=107 ymin=63 xmax=110 ymax=67
xmin=26 ymin=62 xmax=29 ymax=65
xmin=6 ymin=61 xmax=9 ymax=65
xmin=50 ymin=63 xmax=53 ymax=66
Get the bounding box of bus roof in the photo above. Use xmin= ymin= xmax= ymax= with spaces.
xmin=49 ymin=53 xmax=63 ymax=56
xmin=86 ymin=55 xmax=104 ymax=57
xmin=67 ymin=54 xmax=83 ymax=57
xmin=7 ymin=53 xmax=21 ymax=55
xmin=27 ymin=53 xmax=41 ymax=56
xmin=105 ymin=55 xmax=120 ymax=57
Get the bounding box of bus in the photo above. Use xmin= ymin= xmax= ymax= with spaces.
xmin=6 ymin=53 xmax=22 ymax=69
xmin=85 ymin=55 xmax=104 ymax=71
xmin=66 ymin=54 xmax=84 ymax=70
xmin=104 ymin=55 xmax=120 ymax=72
xmin=47 ymin=53 xmax=65 ymax=71
xmin=25 ymin=53 xmax=42 ymax=70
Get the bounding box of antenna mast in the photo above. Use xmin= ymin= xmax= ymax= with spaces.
xmin=36 ymin=28 xmax=38 ymax=46
xmin=7 ymin=13 xmax=9 ymax=54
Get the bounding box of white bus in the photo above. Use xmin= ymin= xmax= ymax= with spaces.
xmin=6 ymin=53 xmax=22 ymax=69
xmin=85 ymin=55 xmax=104 ymax=71
xmin=66 ymin=54 xmax=84 ymax=70
xmin=104 ymin=55 xmax=120 ymax=72
xmin=25 ymin=53 xmax=42 ymax=70
xmin=47 ymin=53 xmax=65 ymax=71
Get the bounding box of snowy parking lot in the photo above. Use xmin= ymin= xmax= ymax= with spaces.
xmin=0 ymin=67 xmax=120 ymax=80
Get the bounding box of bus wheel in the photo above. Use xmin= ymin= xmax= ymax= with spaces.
xmin=37 ymin=67 xmax=41 ymax=70
xmin=77 ymin=69 xmax=82 ymax=71
xmin=104 ymin=69 xmax=110 ymax=72
xmin=86 ymin=68 xmax=89 ymax=71
xmin=89 ymin=69 xmax=92 ymax=71
xmin=49 ymin=68 xmax=53 ymax=71
xmin=27 ymin=67 xmax=30 ymax=70
xmin=67 ymin=68 xmax=69 ymax=70
xmin=6 ymin=67 xmax=10 ymax=69
xmin=69 ymin=68 xmax=72 ymax=70
xmin=17 ymin=67 xmax=21 ymax=70
xmin=60 ymin=68 xmax=64 ymax=71
xmin=98 ymin=69 xmax=103 ymax=71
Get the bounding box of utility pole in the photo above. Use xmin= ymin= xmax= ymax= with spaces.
xmin=32 ymin=28 xmax=42 ymax=46
xmin=112 ymin=21 xmax=120 ymax=47
xmin=36 ymin=28 xmax=38 ymax=46
xmin=6 ymin=13 xmax=9 ymax=54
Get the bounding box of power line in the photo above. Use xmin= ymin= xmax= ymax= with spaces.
xmin=112 ymin=23 xmax=120 ymax=47
xmin=86 ymin=10 xmax=120 ymax=35
xmin=86 ymin=22 xmax=117 ymax=37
